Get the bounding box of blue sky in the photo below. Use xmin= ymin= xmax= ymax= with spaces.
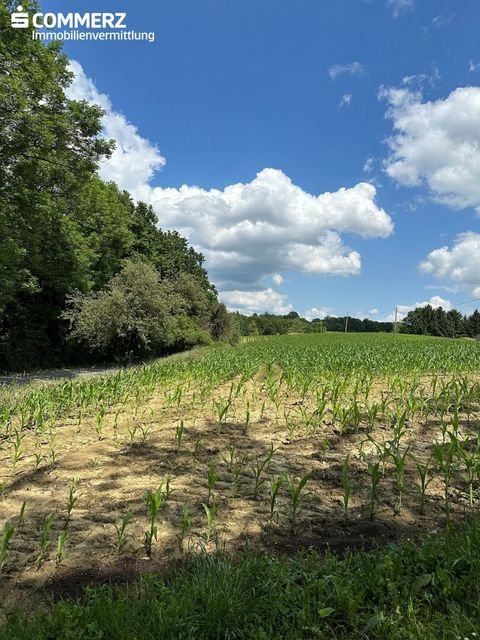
xmin=41 ymin=0 xmax=480 ymax=320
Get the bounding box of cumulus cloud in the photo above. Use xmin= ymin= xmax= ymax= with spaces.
xmin=67 ymin=60 xmax=166 ymax=191
xmin=220 ymin=289 xmax=292 ymax=315
xmin=387 ymin=0 xmax=414 ymax=17
xmin=389 ymin=296 xmax=452 ymax=321
xmin=381 ymin=86 xmax=480 ymax=212
xmin=303 ymin=307 xmax=330 ymax=320
xmin=328 ymin=62 xmax=365 ymax=80
xmin=136 ymin=170 xmax=393 ymax=289
xmin=369 ymin=308 xmax=379 ymax=315
xmin=419 ymin=232 xmax=480 ymax=294
xmin=67 ymin=61 xmax=394 ymax=300
xmin=272 ymin=274 xmax=284 ymax=286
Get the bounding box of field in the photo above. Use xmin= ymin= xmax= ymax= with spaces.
xmin=1 ymin=333 xmax=480 ymax=635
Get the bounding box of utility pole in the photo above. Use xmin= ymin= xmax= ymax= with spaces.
xmin=345 ymin=311 xmax=349 ymax=333
xmin=393 ymin=305 xmax=398 ymax=335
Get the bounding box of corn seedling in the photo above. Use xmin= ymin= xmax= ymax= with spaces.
xmin=410 ymin=453 xmax=434 ymax=515
xmin=65 ymin=478 xmax=78 ymax=526
xmin=177 ymin=505 xmax=192 ymax=549
xmin=37 ymin=512 xmax=56 ymax=567
xmin=175 ymin=420 xmax=184 ymax=454
xmin=251 ymin=444 xmax=277 ymax=500
xmin=433 ymin=438 xmax=457 ymax=521
xmin=286 ymin=473 xmax=311 ymax=534
xmin=112 ymin=512 xmax=133 ymax=555
xmin=55 ymin=530 xmax=69 ymax=565
xmin=206 ymin=463 xmax=217 ymax=506
xmin=342 ymin=456 xmax=351 ymax=519
xmin=0 ymin=523 xmax=15 ymax=573
xmin=18 ymin=501 xmax=26 ymax=528
xmin=366 ymin=461 xmax=381 ymax=520
xmin=387 ymin=443 xmax=410 ymax=514
xmin=202 ymin=502 xmax=218 ymax=543
xmin=144 ymin=483 xmax=167 ymax=557
xmin=269 ymin=476 xmax=283 ymax=523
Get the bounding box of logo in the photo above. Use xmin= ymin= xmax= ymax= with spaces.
xmin=10 ymin=5 xmax=155 ymax=43
xmin=11 ymin=5 xmax=29 ymax=28
xmin=11 ymin=6 xmax=128 ymax=30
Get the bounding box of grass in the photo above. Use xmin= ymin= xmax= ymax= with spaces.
xmin=1 ymin=518 xmax=480 ymax=639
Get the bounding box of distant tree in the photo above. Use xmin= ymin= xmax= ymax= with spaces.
xmin=467 ymin=310 xmax=480 ymax=338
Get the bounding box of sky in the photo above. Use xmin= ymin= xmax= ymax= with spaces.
xmin=39 ymin=0 xmax=480 ymax=321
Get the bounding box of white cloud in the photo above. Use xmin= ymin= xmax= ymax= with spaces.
xmin=339 ymin=94 xmax=352 ymax=107
xmin=388 ymin=296 xmax=452 ymax=321
xmin=381 ymin=86 xmax=480 ymax=212
xmin=387 ymin=0 xmax=414 ymax=17
xmin=221 ymin=288 xmax=292 ymax=315
xmin=67 ymin=60 xmax=166 ymax=191
xmin=272 ymin=274 xmax=284 ymax=286
xmin=135 ymin=170 xmax=393 ymax=289
xmin=328 ymin=62 xmax=365 ymax=80
xmin=469 ymin=60 xmax=480 ymax=73
xmin=432 ymin=14 xmax=454 ymax=28
xmin=369 ymin=308 xmax=379 ymax=315
xmin=363 ymin=157 xmax=375 ymax=173
xmin=420 ymin=232 xmax=480 ymax=294
xmin=303 ymin=307 xmax=330 ymax=320
xmin=67 ymin=61 xmax=394 ymax=294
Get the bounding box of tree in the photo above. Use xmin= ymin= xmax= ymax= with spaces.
xmin=63 ymin=262 xmax=212 ymax=362
xmin=0 ymin=0 xmax=114 ymax=369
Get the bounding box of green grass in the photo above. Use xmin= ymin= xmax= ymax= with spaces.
xmin=2 ymin=519 xmax=480 ymax=639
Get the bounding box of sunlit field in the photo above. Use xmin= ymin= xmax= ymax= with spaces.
xmin=1 ymin=333 xmax=480 ymax=637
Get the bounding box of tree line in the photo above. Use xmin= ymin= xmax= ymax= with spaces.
xmin=0 ymin=1 xmax=229 ymax=372
xmin=400 ymin=306 xmax=480 ymax=339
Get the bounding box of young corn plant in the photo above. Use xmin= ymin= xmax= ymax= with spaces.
xmin=37 ymin=512 xmax=56 ymax=568
xmin=192 ymin=436 xmax=204 ymax=472
xmin=269 ymin=476 xmax=283 ymax=523
xmin=433 ymin=437 xmax=457 ymax=521
xmin=286 ymin=473 xmax=311 ymax=534
xmin=410 ymin=453 xmax=434 ymax=515
xmin=388 ymin=444 xmax=410 ymax=515
xmin=144 ymin=483 xmax=167 ymax=557
xmin=65 ymin=478 xmax=78 ymax=526
xmin=206 ymin=463 xmax=218 ymax=506
xmin=0 ymin=523 xmax=15 ymax=573
xmin=175 ymin=420 xmax=185 ymax=454
xmin=222 ymin=446 xmax=249 ymax=497
xmin=112 ymin=512 xmax=133 ymax=555
xmin=450 ymin=432 xmax=479 ymax=507
xmin=251 ymin=444 xmax=277 ymax=500
xmin=366 ymin=461 xmax=381 ymax=520
xmin=202 ymin=501 xmax=218 ymax=543
xmin=55 ymin=530 xmax=69 ymax=565
xmin=177 ymin=505 xmax=192 ymax=550
xmin=342 ymin=456 xmax=351 ymax=519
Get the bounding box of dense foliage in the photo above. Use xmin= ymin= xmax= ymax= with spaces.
xmin=401 ymin=305 xmax=480 ymax=338
xmin=2 ymin=519 xmax=480 ymax=639
xmin=0 ymin=1 xmax=223 ymax=371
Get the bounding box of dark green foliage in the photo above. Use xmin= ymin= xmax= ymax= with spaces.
xmin=2 ymin=519 xmax=480 ymax=639
xmin=401 ymin=305 xmax=480 ymax=339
